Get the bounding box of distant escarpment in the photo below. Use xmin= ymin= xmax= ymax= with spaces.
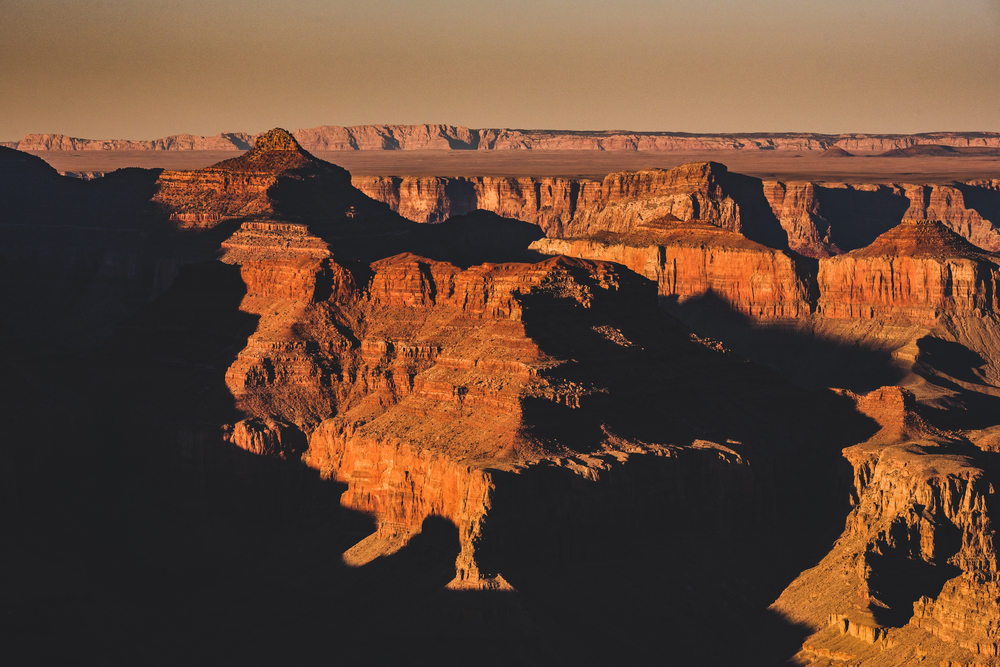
xmin=12 ymin=125 xmax=1000 ymax=152
xmin=15 ymin=131 xmax=254 ymax=151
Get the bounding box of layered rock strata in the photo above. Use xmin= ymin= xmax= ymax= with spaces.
xmin=14 ymin=126 xmax=1000 ymax=152
xmin=15 ymin=132 xmax=253 ymax=151
xmin=817 ymin=220 xmax=1000 ymax=324
xmin=150 ymin=128 xmax=359 ymax=224
xmin=358 ymin=170 xmax=1000 ymax=258
xmin=353 ymin=174 xmax=603 ymax=235
xmin=530 ymin=219 xmax=814 ymax=318
xmin=212 ymin=245 xmax=851 ymax=596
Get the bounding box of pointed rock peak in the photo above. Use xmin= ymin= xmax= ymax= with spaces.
xmin=253 ymin=128 xmax=303 ymax=152
xmin=851 ymin=219 xmax=993 ymax=259
xmin=210 ymin=127 xmax=323 ymax=173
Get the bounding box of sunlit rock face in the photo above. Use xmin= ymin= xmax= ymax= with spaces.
xmin=817 ymin=220 xmax=1000 ymax=324
xmin=531 ymin=218 xmax=815 ymax=318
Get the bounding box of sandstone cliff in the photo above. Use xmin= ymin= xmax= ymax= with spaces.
xmin=357 ymin=169 xmax=1000 ymax=259
xmin=762 ymin=180 xmax=1000 ymax=258
xmin=817 ymin=220 xmax=1000 ymax=324
xmin=530 ymin=219 xmax=814 ymax=318
xmin=352 ymin=174 xmax=603 ymax=235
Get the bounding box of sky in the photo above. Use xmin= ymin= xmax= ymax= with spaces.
xmin=1 ymin=0 xmax=998 ymax=140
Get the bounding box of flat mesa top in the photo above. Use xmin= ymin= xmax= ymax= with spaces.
xmin=24 ymin=149 xmax=1000 ymax=183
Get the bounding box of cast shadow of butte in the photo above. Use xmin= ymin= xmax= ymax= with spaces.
xmin=663 ymin=289 xmax=908 ymax=393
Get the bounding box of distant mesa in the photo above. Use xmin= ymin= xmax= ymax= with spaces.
xmin=876 ymin=144 xmax=1000 ymax=157
xmin=877 ymin=144 xmax=962 ymax=157
xmin=819 ymin=147 xmax=855 ymax=158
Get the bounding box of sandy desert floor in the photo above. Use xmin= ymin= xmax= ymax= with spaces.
xmin=28 ymin=149 xmax=1000 ymax=183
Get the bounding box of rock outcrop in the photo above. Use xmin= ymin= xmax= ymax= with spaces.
xmin=772 ymin=386 xmax=1000 ymax=665
xmin=530 ymin=218 xmax=814 ymax=318
xmin=817 ymin=220 xmax=1000 ymax=324
xmin=358 ymin=169 xmax=1000 ymax=259
xmin=150 ymin=128 xmax=359 ymax=224
xmin=206 ymin=242 xmax=854 ymax=602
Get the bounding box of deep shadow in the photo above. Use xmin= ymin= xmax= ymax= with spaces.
xmin=376 ymin=209 xmax=545 ymax=268
xmin=723 ymin=170 xmax=791 ymax=250
xmin=955 ymin=183 xmax=1000 ymax=228
xmin=504 ymin=262 xmax=880 ymax=664
xmin=866 ymin=551 xmax=962 ymax=627
xmin=0 ymin=255 xmax=468 ymax=666
xmin=663 ymin=289 xmax=907 ymax=392
xmin=815 ymin=185 xmax=910 ymax=252
xmin=915 ymin=336 xmax=987 ymax=384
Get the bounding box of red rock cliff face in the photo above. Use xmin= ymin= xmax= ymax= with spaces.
xmin=560 ymin=163 xmax=744 ymax=238
xmin=901 ymin=182 xmax=1000 ymax=252
xmin=357 ymin=162 xmax=784 ymax=247
xmin=530 ymin=220 xmax=814 ymax=318
xmin=352 ymin=174 xmax=603 ymax=235
xmin=817 ymin=220 xmax=1000 ymax=323
xmin=357 ymin=168 xmax=1000 ymax=260
xmin=762 ymin=180 xmax=1000 ymax=258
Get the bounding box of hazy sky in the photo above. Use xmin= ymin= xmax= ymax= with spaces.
xmin=2 ymin=0 xmax=998 ymax=140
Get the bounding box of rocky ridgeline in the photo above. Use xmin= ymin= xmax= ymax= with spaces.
xmin=532 ymin=219 xmax=814 ymax=318
xmin=11 ymin=125 xmax=1000 ymax=152
xmin=354 ymin=165 xmax=1000 ymax=258
xmin=12 ymin=131 xmax=254 ymax=151
xmin=532 ymin=218 xmax=1000 ymax=329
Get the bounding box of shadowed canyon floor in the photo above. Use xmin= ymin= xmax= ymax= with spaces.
xmin=4 ymin=129 xmax=1000 ymax=666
